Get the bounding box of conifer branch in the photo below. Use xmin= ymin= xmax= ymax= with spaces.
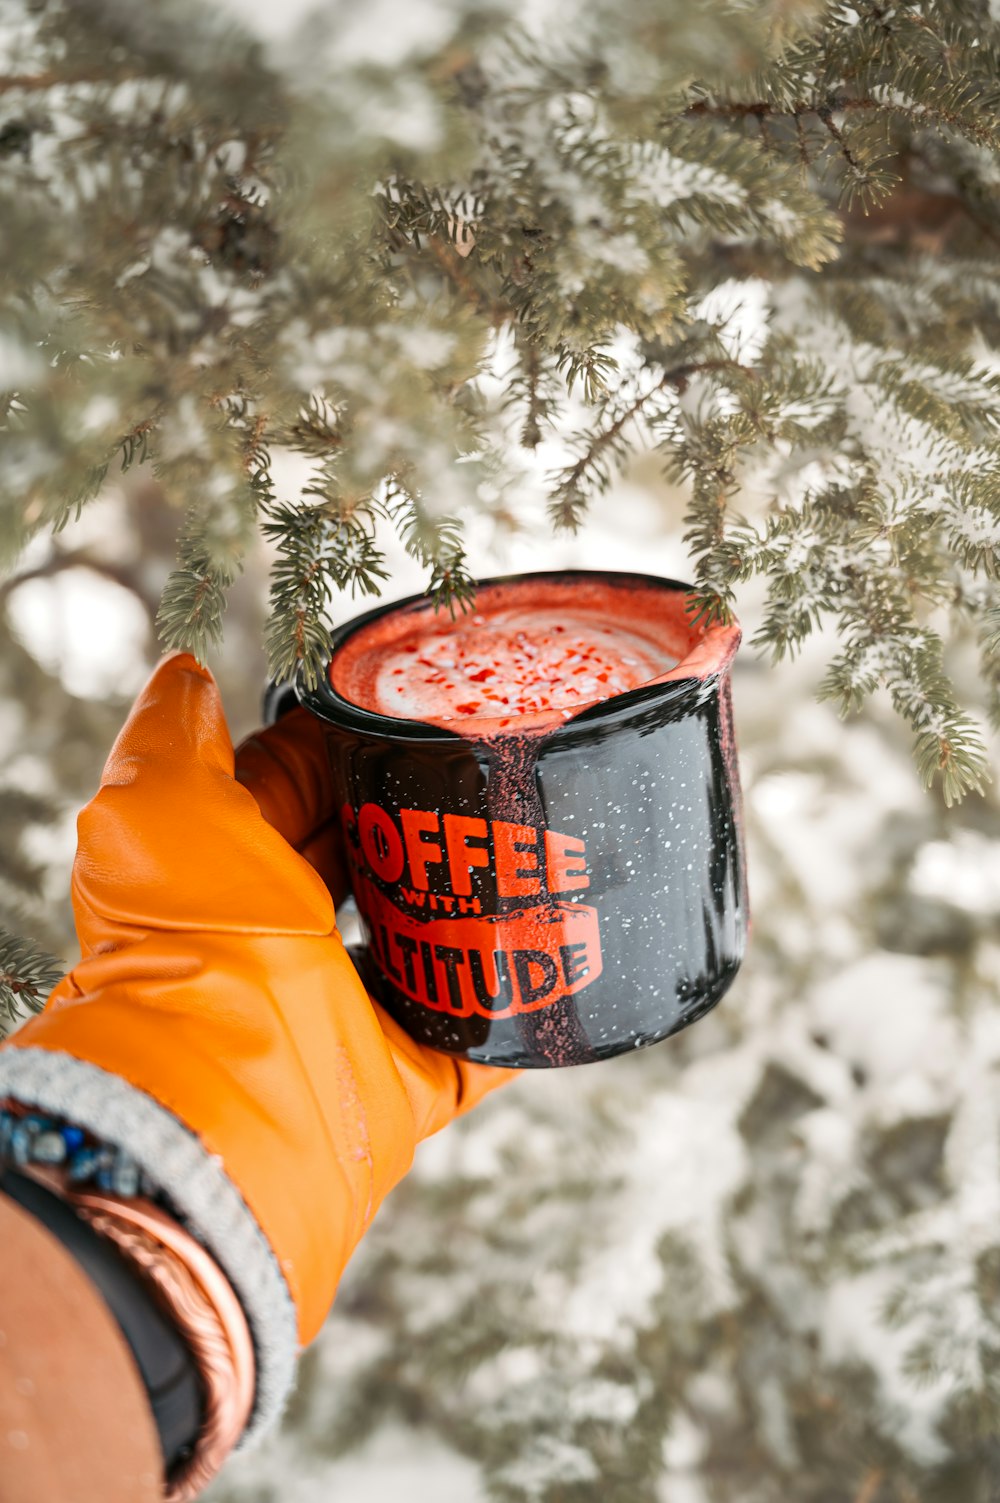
xmin=549 ymin=374 xmax=675 ymax=532
xmin=1 ymin=0 xmax=998 ymax=800
xmin=158 ymin=507 xmax=247 ymax=662
xmin=0 ymin=928 xmax=62 ymax=1033
xmin=550 ymin=359 xmax=755 ymax=532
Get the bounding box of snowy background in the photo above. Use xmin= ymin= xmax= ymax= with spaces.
xmin=3 ymin=0 xmax=1000 ymax=1495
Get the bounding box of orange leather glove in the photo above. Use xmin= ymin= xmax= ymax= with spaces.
xmin=0 ymin=653 xmax=511 ymax=1437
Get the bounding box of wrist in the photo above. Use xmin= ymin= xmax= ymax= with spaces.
xmin=1 ymin=1167 xmax=199 ymax=1468
xmin=4 ymin=1165 xmax=255 ymax=1501
xmin=0 ymin=1047 xmax=298 ymax=1443
xmin=0 ymin=1190 xmax=163 ymax=1503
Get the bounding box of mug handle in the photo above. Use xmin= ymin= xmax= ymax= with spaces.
xmin=262 ymin=679 xmax=300 ymax=727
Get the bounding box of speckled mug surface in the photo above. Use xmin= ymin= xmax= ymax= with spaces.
xmin=298 ymin=570 xmax=749 ymax=1068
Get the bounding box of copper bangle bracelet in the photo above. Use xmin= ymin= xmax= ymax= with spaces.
xmin=20 ymin=1165 xmax=256 ymax=1502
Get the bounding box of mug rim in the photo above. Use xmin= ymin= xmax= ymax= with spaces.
xmin=296 ymin=568 xmax=740 ymax=745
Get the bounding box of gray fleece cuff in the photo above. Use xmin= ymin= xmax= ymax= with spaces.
xmin=0 ymin=1045 xmax=298 ymax=1445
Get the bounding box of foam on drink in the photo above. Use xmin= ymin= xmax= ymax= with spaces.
xmin=329 ymin=576 xmax=692 ymax=732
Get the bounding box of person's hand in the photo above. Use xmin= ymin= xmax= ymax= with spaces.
xmin=0 ymin=653 xmax=513 ymax=1446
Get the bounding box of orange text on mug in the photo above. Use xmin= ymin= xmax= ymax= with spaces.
xmin=341 ymin=801 xmax=602 ymax=1019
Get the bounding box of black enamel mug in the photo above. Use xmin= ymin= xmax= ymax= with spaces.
xmin=291 ymin=570 xmax=748 ymax=1069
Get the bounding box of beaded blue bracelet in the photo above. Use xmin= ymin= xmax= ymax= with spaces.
xmin=0 ymin=1107 xmax=156 ymax=1198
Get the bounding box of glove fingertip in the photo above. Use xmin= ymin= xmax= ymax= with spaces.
xmin=151 ymin=650 xmax=215 ymax=688
xmin=100 ymin=652 xmax=231 ymax=791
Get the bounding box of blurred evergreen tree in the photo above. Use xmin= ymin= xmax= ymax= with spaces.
xmin=2 ymin=6 xmax=1000 ymax=1500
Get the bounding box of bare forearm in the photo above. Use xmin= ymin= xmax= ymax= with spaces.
xmin=0 ymin=1193 xmax=162 ymax=1503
